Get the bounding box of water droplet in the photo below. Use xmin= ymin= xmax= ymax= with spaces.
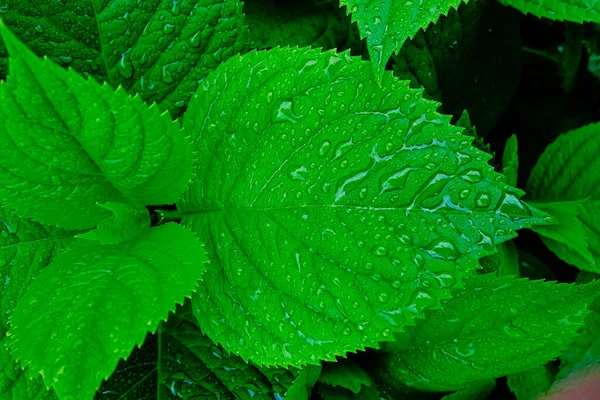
xmin=475 ymin=193 xmax=491 ymax=208
xmin=271 ymin=99 xmax=301 ymax=124
xmin=58 ymin=55 xmax=73 ymax=65
xmin=377 ymin=291 xmax=389 ymax=303
xmin=425 ymin=239 xmax=460 ymax=261
xmin=162 ymin=23 xmax=175 ymax=34
xmin=35 ymin=24 xmax=44 ymax=33
xmin=318 ymin=141 xmax=331 ymax=157
xmin=117 ymin=51 xmax=133 ymax=79
xmin=0 ymin=4 xmax=8 ymax=14
xmin=288 ymin=165 xmax=308 ymax=181
xmin=161 ymin=65 xmax=174 ymax=83
xmin=372 ymin=246 xmax=387 ymax=257
xmin=189 ymin=31 xmax=201 ymax=48
xmin=459 ymin=189 xmax=470 ymax=200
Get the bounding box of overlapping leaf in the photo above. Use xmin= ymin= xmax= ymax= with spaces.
xmin=0 ymin=0 xmax=245 ymax=116
xmin=378 ymin=275 xmax=598 ymax=392
xmin=0 ymin=25 xmax=193 ymax=229
xmin=178 ymin=46 xmax=548 ymax=367
xmin=528 ymin=122 xmax=600 ymax=272
xmin=98 ymin=302 xmax=319 ymax=399
xmin=8 ymin=224 xmax=208 ymax=399
xmin=497 ymin=0 xmax=600 ymax=24
xmin=340 ymin=0 xmax=467 ymax=80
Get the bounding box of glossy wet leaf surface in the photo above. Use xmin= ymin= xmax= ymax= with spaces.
xmin=179 ymin=46 xmax=548 ymax=367
xmin=0 ymin=0 xmax=245 ymax=117
xmin=378 ymin=275 xmax=599 ymax=391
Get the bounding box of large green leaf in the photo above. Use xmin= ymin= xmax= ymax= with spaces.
xmin=97 ymin=302 xmax=319 ymax=400
xmin=0 ymin=25 xmax=193 ymax=230
xmin=0 ymin=0 xmax=245 ymax=117
xmin=392 ymin=0 xmax=522 ymax=135
xmin=245 ymin=0 xmax=351 ymax=51
xmin=378 ymin=274 xmax=599 ymax=392
xmin=340 ymin=0 xmax=466 ymax=80
xmin=528 ymin=122 xmax=600 ymax=272
xmin=497 ymin=0 xmax=600 ymax=24
xmin=0 ymin=207 xmax=75 ymax=400
xmin=8 ymin=224 xmax=208 ymax=400
xmin=178 ymin=46 xmax=548 ymax=367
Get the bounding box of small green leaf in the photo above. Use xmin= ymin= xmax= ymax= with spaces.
xmin=497 ymin=0 xmax=600 ymax=24
xmin=245 ymin=0 xmax=351 ymax=51
xmin=502 ymin=135 xmax=519 ymax=187
xmin=0 ymin=25 xmax=194 ymax=229
xmin=497 ymin=240 xmax=521 ymax=277
xmin=76 ymin=202 xmax=150 ymax=245
xmin=528 ymin=122 xmax=600 ymax=272
xmin=441 ymin=380 xmax=496 ymax=400
xmin=319 ymin=359 xmax=372 ymax=394
xmin=8 ymin=224 xmax=208 ymax=400
xmin=379 ymin=274 xmax=599 ymax=392
xmin=341 ymin=0 xmax=466 ymax=80
xmin=179 ymin=46 xmax=549 ymax=367
xmin=0 ymin=206 xmax=75 ymax=399
xmin=507 ymin=364 xmax=555 ymax=400
xmin=531 ymin=200 xmax=596 ymax=270
xmin=0 ymin=0 xmax=245 ymax=117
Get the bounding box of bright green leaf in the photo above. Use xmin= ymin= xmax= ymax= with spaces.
xmin=528 ymin=122 xmax=600 ymax=272
xmin=441 ymin=380 xmax=496 ymax=400
xmin=0 ymin=0 xmax=245 ymax=117
xmin=0 ymin=207 xmax=75 ymax=400
xmin=379 ymin=274 xmax=599 ymax=392
xmin=98 ymin=302 xmax=317 ymax=399
xmin=8 ymin=224 xmax=208 ymax=400
xmin=497 ymin=0 xmax=600 ymax=24
xmin=245 ymin=0 xmax=351 ymax=51
xmin=531 ymin=200 xmax=596 ymax=270
xmin=319 ymin=359 xmax=372 ymax=394
xmin=341 ymin=0 xmax=466 ymax=80
xmin=178 ymin=46 xmax=549 ymax=367
xmin=507 ymin=364 xmax=555 ymax=400
xmin=76 ymin=202 xmax=150 ymax=245
xmin=0 ymin=25 xmax=193 ymax=229
xmin=392 ymin=0 xmax=522 ymax=135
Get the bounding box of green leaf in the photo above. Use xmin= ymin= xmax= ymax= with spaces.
xmin=497 ymin=0 xmax=600 ymax=23
xmin=561 ymin=23 xmax=584 ymax=92
xmin=497 ymin=240 xmax=521 ymax=277
xmin=0 ymin=25 xmax=194 ymax=230
xmin=507 ymin=364 xmax=555 ymax=400
xmin=502 ymin=135 xmax=519 ymax=188
xmin=8 ymin=224 xmax=208 ymax=400
xmin=341 ymin=0 xmax=466 ymax=80
xmin=554 ymin=271 xmax=600 ymax=386
xmin=528 ymin=122 xmax=600 ymax=272
xmin=378 ymin=274 xmax=599 ymax=392
xmin=531 ymin=200 xmax=596 ymax=270
xmin=76 ymin=202 xmax=150 ymax=245
xmin=0 ymin=0 xmax=245 ymax=117
xmin=319 ymin=359 xmax=372 ymax=394
xmin=178 ymin=46 xmax=549 ymax=367
xmin=0 ymin=206 xmax=75 ymax=400
xmin=98 ymin=302 xmax=317 ymax=399
xmin=441 ymin=380 xmax=496 ymax=400
xmin=392 ymin=0 xmax=522 ymax=135
xmin=245 ymin=0 xmax=351 ymax=51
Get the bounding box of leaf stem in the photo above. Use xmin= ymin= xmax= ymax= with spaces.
xmin=154 ymin=209 xmax=182 ymax=224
